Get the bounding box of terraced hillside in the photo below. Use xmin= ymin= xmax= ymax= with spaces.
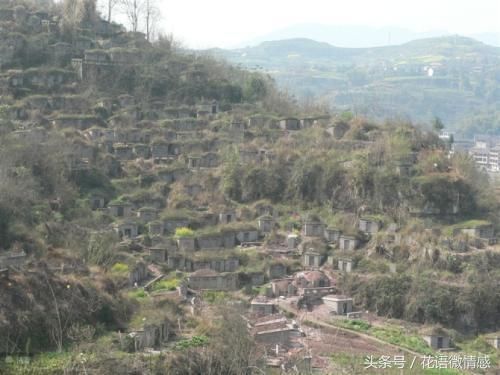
xmin=0 ymin=1 xmax=498 ymax=373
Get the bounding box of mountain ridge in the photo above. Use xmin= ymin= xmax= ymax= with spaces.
xmin=233 ymin=23 xmax=500 ymax=49
xmin=209 ymin=35 xmax=500 ymax=63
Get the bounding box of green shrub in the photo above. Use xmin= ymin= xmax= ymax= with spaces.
xmin=175 ymin=227 xmax=194 ymax=238
xmin=202 ymin=291 xmax=228 ymax=304
xmin=151 ymin=278 xmax=179 ymax=292
xmin=110 ymin=262 xmax=129 ymax=275
xmin=174 ymin=335 xmax=209 ymax=350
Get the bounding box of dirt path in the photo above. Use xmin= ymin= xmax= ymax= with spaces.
xmin=278 ymin=301 xmax=423 ymax=357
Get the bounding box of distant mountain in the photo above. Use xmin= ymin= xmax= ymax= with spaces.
xmin=470 ymin=33 xmax=500 ymax=47
xmin=211 ymin=35 xmax=500 ymax=68
xmin=237 ymin=24 xmax=450 ymax=48
xmin=206 ymin=36 xmax=500 ymax=133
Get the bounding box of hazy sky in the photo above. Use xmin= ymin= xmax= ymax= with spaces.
xmin=155 ymin=0 xmax=500 ymax=48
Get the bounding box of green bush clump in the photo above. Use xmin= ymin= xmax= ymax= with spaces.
xmin=175 ymin=227 xmax=194 ymax=238
xmin=152 ymin=278 xmax=180 ymax=292
xmin=110 ymin=262 xmax=129 ymax=274
xmin=174 ymin=335 xmax=209 ymax=350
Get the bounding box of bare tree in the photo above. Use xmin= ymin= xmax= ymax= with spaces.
xmin=119 ymin=0 xmax=144 ymax=33
xmin=61 ymin=0 xmax=97 ymax=34
xmin=118 ymin=0 xmax=160 ymax=40
xmin=144 ymin=0 xmax=160 ymax=41
xmin=102 ymin=0 xmax=120 ymax=22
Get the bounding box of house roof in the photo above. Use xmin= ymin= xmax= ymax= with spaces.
xmin=420 ymin=326 xmax=449 ymax=337
xmin=251 ymin=297 xmax=275 ymax=305
xmin=296 ymin=270 xmax=329 ymax=283
xmin=191 ymin=268 xmax=218 ymax=277
xmin=323 ymin=294 xmax=352 ymax=302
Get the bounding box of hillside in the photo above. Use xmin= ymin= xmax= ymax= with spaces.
xmin=0 ymin=1 xmax=499 ymax=373
xmin=209 ymin=36 xmax=500 ymax=134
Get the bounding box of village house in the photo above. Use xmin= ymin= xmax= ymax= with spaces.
xmin=326 ymin=122 xmax=350 ymax=139
xmin=194 ymin=234 xmax=224 ymax=251
xmin=303 ymin=250 xmax=323 ymax=268
xmin=235 ymin=226 xmax=260 ymax=244
xmin=187 ymin=269 xmax=238 ymax=291
xmin=248 ymin=272 xmax=266 ymax=286
xmin=300 ymin=118 xmax=317 ymax=128
xmin=453 ymin=222 xmax=495 ymax=243
xmin=359 ymin=217 xmax=381 ymax=234
xmin=0 ymin=250 xmax=27 ymax=269
xmin=151 ymin=140 xmax=179 ymax=159
xmin=113 ymin=128 xmax=140 ymax=143
xmin=338 ymin=258 xmax=353 ymax=273
xmin=324 ymin=227 xmax=342 ymax=243
xmin=108 ymin=113 xmax=134 ymax=128
xmin=230 ymin=121 xmax=246 ymax=132
xmin=166 ymin=255 xmax=192 ymax=271
xmin=187 ymin=152 xmax=219 ymax=169
xmin=149 ymin=247 xmax=166 ymax=263
xmin=254 ymin=202 xmax=275 ymax=217
xmin=271 ymin=278 xmax=297 ymax=297
xmin=84 ymin=127 xmax=111 ymax=142
xmin=12 ymin=127 xmax=48 ymax=143
xmin=113 ymin=143 xmax=134 ymax=161
xmin=239 ymin=148 xmax=260 ymax=164
xmin=219 ymin=211 xmax=236 ymax=225
xmin=248 ymin=115 xmax=269 ymax=127
xmin=163 ymin=217 xmax=190 ymax=234
xmin=338 ymin=235 xmax=359 ymax=251
xmin=50 ymin=41 xmax=72 ymax=63
xmin=137 ymin=207 xmax=158 ymax=223
xmin=265 ymin=263 xmax=286 ymax=280
xmin=421 ymin=327 xmax=451 ymax=350
xmin=196 ymin=231 xmax=236 ymax=250
xmin=294 ymin=270 xmax=331 ymax=289
xmin=271 ymin=270 xmax=336 ymax=308
xmin=197 ymin=212 xmax=218 ymax=228
xmin=11 ymin=128 xmax=46 ymax=142
xmin=127 ymin=320 xmax=171 ymax=352
xmin=258 ymin=215 xmax=274 ymax=233
xmin=287 ymin=233 xmax=299 ymax=249
xmin=303 ymin=216 xmax=325 ymax=237
xmin=169 ymin=118 xmax=205 ymax=131
xmin=156 ymin=167 xmax=185 ymax=184
xmin=250 ymin=314 xmax=304 ymax=350
xmin=279 ymin=118 xmax=300 ymax=131
xmin=148 ymin=221 xmax=163 ymax=236
xmin=395 ymin=162 xmax=412 ymax=177
xmin=108 ymin=201 xmax=133 ymax=218
xmin=177 ymin=236 xmax=196 ymax=252
xmin=69 ymin=139 xmax=96 ymax=161
xmin=192 ymin=257 xmax=239 ymax=273
xmin=196 ymin=100 xmax=218 ymax=115
xmin=0 ymin=268 xmax=8 ymax=279
xmin=113 ymin=221 xmax=139 ymax=239
xmin=486 ymin=334 xmax=500 ymax=349
xmin=128 ymin=261 xmax=148 ymax=285
xmin=109 ymin=48 xmax=142 ymax=65
xmin=322 ymin=295 xmax=353 ymax=315
xmin=88 ymin=194 xmax=105 ymax=210
xmin=196 ymin=108 xmax=210 ymax=118
xmin=185 ymin=184 xmax=203 ymax=197
xmin=24 ymin=68 xmax=74 ymax=90
xmin=133 ymin=144 xmax=151 ymax=159
xmin=251 ymin=297 xmax=277 ymax=316
xmin=53 ymin=115 xmax=99 ymax=130
xmin=5 ymin=69 xmax=24 ymax=88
